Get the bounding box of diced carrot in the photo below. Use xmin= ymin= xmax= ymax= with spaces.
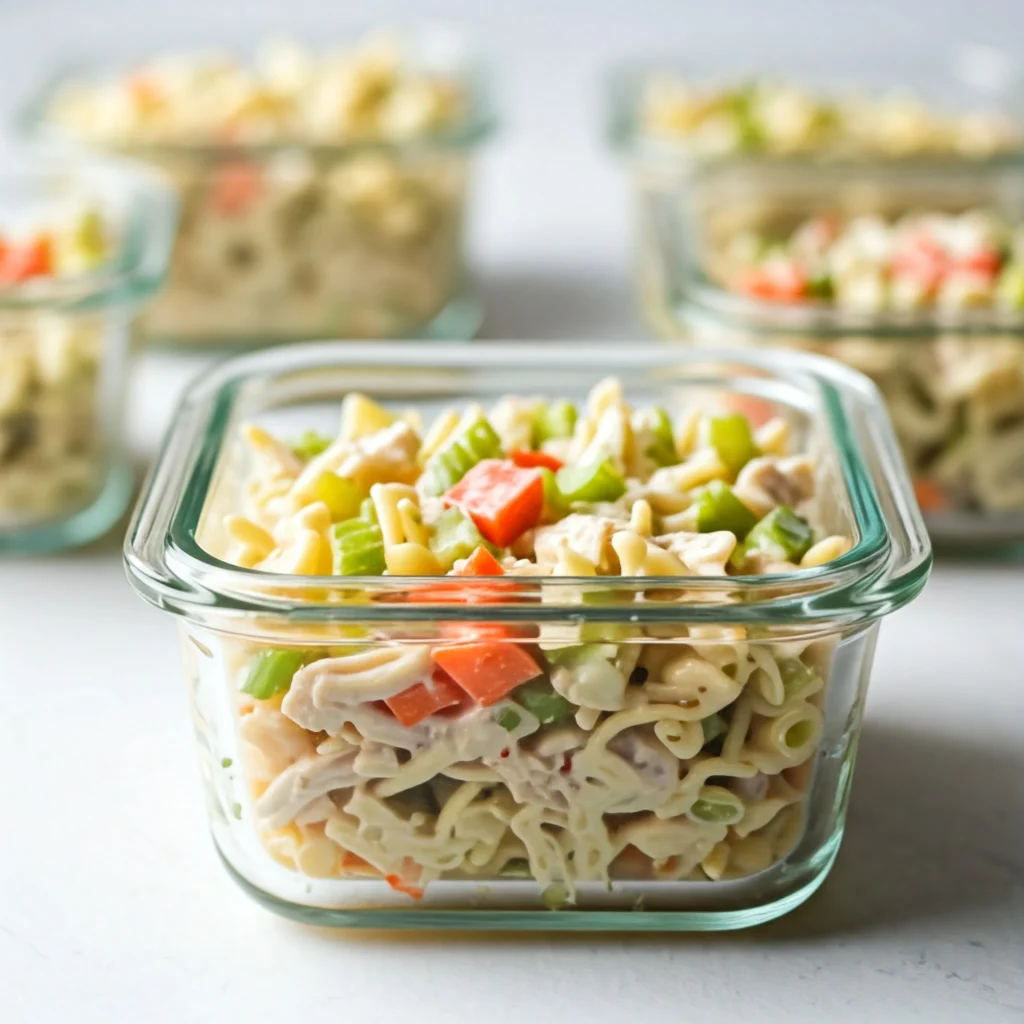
xmin=734 ymin=261 xmax=807 ymax=303
xmin=433 ymin=641 xmax=542 ymax=706
xmin=444 ymin=459 xmax=544 ymax=548
xmin=212 ymin=161 xmax=264 ymax=216
xmin=385 ymin=875 xmax=425 ymax=899
xmin=891 ymin=235 xmax=949 ymax=291
xmin=340 ymin=851 xmax=373 ymax=871
xmin=913 ymin=477 xmax=950 ymax=513
xmin=509 ymin=448 xmax=564 ymax=472
xmin=384 ymin=669 xmax=464 ymax=726
xmin=0 ymin=235 xmax=53 ymax=284
xmin=456 ymin=545 xmax=505 ymax=576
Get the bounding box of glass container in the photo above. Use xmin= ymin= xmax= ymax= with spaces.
xmin=24 ymin=28 xmax=494 ymax=346
xmin=0 ymin=147 xmax=175 ymax=553
xmin=124 ymin=343 xmax=931 ymax=930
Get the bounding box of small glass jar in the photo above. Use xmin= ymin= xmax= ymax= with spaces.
xmin=124 ymin=343 xmax=930 ymax=931
xmin=0 ymin=147 xmax=175 ymax=554
xmin=635 ymin=157 xmax=1024 ymax=549
xmin=25 ymin=28 xmax=494 ymax=346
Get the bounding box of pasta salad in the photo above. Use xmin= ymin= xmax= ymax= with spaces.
xmin=640 ymin=74 xmax=1020 ymax=159
xmin=46 ymin=35 xmax=477 ymax=341
xmin=206 ymin=380 xmax=853 ymax=899
xmin=713 ymin=210 xmax=1024 ymax=515
xmin=0 ymin=205 xmax=113 ymax=526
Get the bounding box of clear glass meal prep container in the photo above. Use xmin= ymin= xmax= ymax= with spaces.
xmin=22 ymin=28 xmax=494 ymax=347
xmin=0 ymin=147 xmax=175 ymax=554
xmin=637 ymin=158 xmax=1024 ymax=550
xmin=124 ymin=343 xmax=930 ymax=930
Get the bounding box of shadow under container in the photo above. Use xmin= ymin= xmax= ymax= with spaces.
xmin=642 ymin=159 xmax=1024 ymax=549
xmin=0 ymin=150 xmax=176 ymax=554
xmin=25 ymin=33 xmax=495 ymax=346
xmin=124 ymin=343 xmax=930 ymax=930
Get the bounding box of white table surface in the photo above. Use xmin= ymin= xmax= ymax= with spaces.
xmin=3 ymin=2 xmax=1024 ymax=1022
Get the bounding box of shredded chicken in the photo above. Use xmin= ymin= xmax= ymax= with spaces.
xmin=256 ymin=748 xmax=361 ymax=830
xmin=733 ymin=455 xmax=816 ymax=517
xmin=654 ymin=530 xmax=736 ymax=575
xmin=534 ymin=513 xmax=618 ymax=570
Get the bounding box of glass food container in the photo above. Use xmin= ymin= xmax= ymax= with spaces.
xmin=124 ymin=343 xmax=930 ymax=931
xmin=642 ymin=158 xmax=1024 ymax=549
xmin=0 ymin=147 xmax=175 ymax=554
xmin=24 ymin=28 xmax=494 ymax=346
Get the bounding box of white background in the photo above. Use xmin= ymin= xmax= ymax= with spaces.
xmin=1 ymin=1 xmax=1023 ymax=1022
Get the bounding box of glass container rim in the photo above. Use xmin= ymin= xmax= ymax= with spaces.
xmin=123 ymin=342 xmax=932 ymax=627
xmin=0 ymin=143 xmax=177 ymax=311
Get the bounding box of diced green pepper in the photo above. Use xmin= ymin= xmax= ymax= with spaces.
xmin=743 ymin=505 xmax=814 ymax=563
xmin=556 ymin=458 xmax=626 ymax=503
xmin=539 ymin=467 xmax=570 ymax=522
xmin=430 ymin=507 xmax=488 ymax=570
xmin=312 ymin=471 xmax=367 ymax=522
xmin=241 ymin=649 xmax=307 ymax=700
xmin=695 ymin=480 xmax=758 ymax=538
xmin=290 ymin=430 xmax=332 ymax=459
xmin=495 ymin=707 xmax=522 ymax=731
xmin=709 ymin=414 xmax=760 ymax=477
xmin=532 ymin=400 xmax=577 ymax=446
xmin=644 ymin=407 xmax=677 ymax=467
xmin=330 ymin=518 xmax=386 ymax=576
xmin=421 ymin=418 xmax=503 ymax=496
xmin=514 ymin=681 xmax=575 ymax=726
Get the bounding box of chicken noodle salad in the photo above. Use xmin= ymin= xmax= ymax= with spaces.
xmin=45 ymin=34 xmax=479 ymax=341
xmin=204 ymin=379 xmax=853 ymax=899
xmin=0 ymin=204 xmax=113 ymax=525
xmin=639 ymin=74 xmax=1021 ymax=159
xmin=710 ymin=210 xmax=1024 ymax=515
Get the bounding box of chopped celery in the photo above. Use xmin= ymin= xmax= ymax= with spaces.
xmin=539 ymin=467 xmax=570 ymax=522
xmin=500 ymin=858 xmax=533 ymax=878
xmin=743 ymin=505 xmax=814 ymax=562
xmin=556 ymin=458 xmax=626 ymax=503
xmin=430 ymin=507 xmax=488 ymax=570
xmin=359 ymin=497 xmax=379 ymax=525
xmin=807 ymin=272 xmax=834 ymax=300
xmin=544 ymin=644 xmax=619 ymax=667
xmin=688 ymin=797 xmax=742 ymax=824
xmin=313 ymin=472 xmax=367 ymax=522
xmin=997 ymin=262 xmax=1024 ymax=307
xmin=695 ymin=481 xmax=758 ymax=538
xmin=541 ymin=883 xmax=571 ymax=909
xmin=241 ymin=649 xmax=307 ymax=700
xmin=221 ymin=757 xmax=233 ymax=768
xmin=290 ymin=430 xmax=332 ymax=459
xmin=644 ymin=407 xmax=677 ymax=467
xmin=422 ymin=418 xmax=502 ymax=496
xmin=701 ymin=713 xmax=728 ymax=744
xmin=495 ymin=707 xmax=522 ymax=731
xmin=780 ymin=659 xmax=821 ymax=698
xmin=709 ymin=414 xmax=760 ymax=477
xmin=330 ymin=518 xmax=386 ymax=575
xmin=515 ymin=681 xmax=575 ymax=726
xmin=532 ymin=400 xmax=577 ymax=446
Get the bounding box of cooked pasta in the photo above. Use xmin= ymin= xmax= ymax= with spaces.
xmin=205 ymin=380 xmax=850 ymax=897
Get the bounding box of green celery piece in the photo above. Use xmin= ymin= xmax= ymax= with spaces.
xmin=780 ymin=659 xmax=821 ymax=699
xmin=331 ymin=518 xmax=386 ymax=576
xmin=515 ymin=681 xmax=575 ymax=726
xmin=709 ymin=414 xmax=760 ymax=477
xmin=544 ymin=644 xmax=619 ymax=668
xmin=290 ymin=430 xmax=332 ymax=460
xmin=500 ymin=858 xmax=533 ymax=878
xmin=688 ymin=798 xmax=741 ymax=823
xmin=806 ymin=272 xmax=834 ymax=300
xmin=495 ymin=707 xmax=522 ymax=731
xmin=430 ymin=507 xmax=487 ymax=570
xmin=701 ymin=713 xmax=728 ymax=744
xmin=539 ymin=467 xmax=570 ymax=522
xmin=242 ymin=649 xmax=307 ymax=700
xmin=997 ymin=262 xmax=1024 ymax=307
xmin=695 ymin=481 xmax=758 ymax=538
xmin=744 ymin=505 xmax=814 ymax=562
xmin=313 ymin=472 xmax=367 ymax=522
xmin=422 ymin=418 xmax=502 ymax=496
xmin=644 ymin=407 xmax=677 ymax=467
xmin=532 ymin=400 xmax=578 ymax=446
xmin=556 ymin=458 xmax=626 ymax=503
